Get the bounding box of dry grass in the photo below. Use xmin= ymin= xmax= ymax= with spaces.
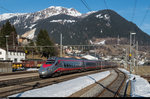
xmin=130 ymin=66 xmax=150 ymax=76
xmin=26 ymin=54 xmax=47 ymax=60
xmin=122 ymin=65 xmax=150 ymax=76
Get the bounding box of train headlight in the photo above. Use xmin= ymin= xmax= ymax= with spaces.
xmin=41 ymin=71 xmax=45 ymax=74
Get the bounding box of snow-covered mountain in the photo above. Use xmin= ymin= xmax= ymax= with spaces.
xmin=0 ymin=13 xmax=26 ymax=22
xmin=0 ymin=6 xmax=83 ymax=40
xmin=0 ymin=6 xmax=150 ymax=45
xmin=0 ymin=6 xmax=82 ymax=23
xmin=0 ymin=6 xmax=83 ymax=37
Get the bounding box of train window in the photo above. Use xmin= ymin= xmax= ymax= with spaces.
xmin=14 ymin=58 xmax=17 ymax=62
xmin=55 ymin=62 xmax=58 ymax=66
xmin=46 ymin=60 xmax=55 ymax=64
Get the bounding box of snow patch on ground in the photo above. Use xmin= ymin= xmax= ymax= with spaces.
xmin=9 ymin=71 xmax=110 ymax=97
xmin=21 ymin=28 xmax=36 ymax=39
xmin=96 ymin=14 xmax=103 ymax=19
xmin=50 ymin=19 xmax=76 ymax=23
xmin=26 ymin=68 xmax=39 ymax=71
xmin=118 ymin=68 xmax=150 ymax=97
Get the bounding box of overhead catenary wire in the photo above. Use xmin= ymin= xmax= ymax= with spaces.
xmin=103 ymin=0 xmax=109 ymax=10
xmin=103 ymin=0 xmax=117 ymax=36
xmin=80 ymin=0 xmax=92 ymax=12
xmin=0 ymin=6 xmax=14 ymax=13
xmin=103 ymin=0 xmax=110 ymax=16
xmin=131 ymin=0 xmax=137 ymax=22
xmin=139 ymin=5 xmax=150 ymax=27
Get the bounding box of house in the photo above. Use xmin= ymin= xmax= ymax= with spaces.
xmin=18 ymin=36 xmax=31 ymax=45
xmin=0 ymin=48 xmax=26 ymax=63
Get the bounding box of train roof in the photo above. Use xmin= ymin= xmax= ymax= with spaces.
xmin=47 ymin=57 xmax=83 ymax=60
xmin=47 ymin=57 xmax=100 ymax=61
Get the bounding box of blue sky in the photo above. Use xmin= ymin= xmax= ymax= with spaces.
xmin=0 ymin=0 xmax=150 ymax=35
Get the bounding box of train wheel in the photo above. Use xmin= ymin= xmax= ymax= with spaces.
xmin=51 ymin=73 xmax=60 ymax=77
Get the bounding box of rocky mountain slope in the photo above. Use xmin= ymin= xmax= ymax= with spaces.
xmin=0 ymin=6 xmax=150 ymax=45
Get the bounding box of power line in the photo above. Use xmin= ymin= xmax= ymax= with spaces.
xmin=139 ymin=5 xmax=150 ymax=27
xmin=131 ymin=0 xmax=137 ymax=22
xmin=103 ymin=0 xmax=109 ymax=10
xmin=0 ymin=6 xmax=14 ymax=13
xmin=80 ymin=0 xmax=92 ymax=12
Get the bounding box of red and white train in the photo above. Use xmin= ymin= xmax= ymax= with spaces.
xmin=38 ymin=57 xmax=117 ymax=78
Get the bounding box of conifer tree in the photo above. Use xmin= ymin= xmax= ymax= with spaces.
xmin=36 ymin=29 xmax=58 ymax=58
xmin=0 ymin=21 xmax=18 ymax=48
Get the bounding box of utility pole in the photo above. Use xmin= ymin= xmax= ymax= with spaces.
xmin=17 ymin=35 xmax=20 ymax=46
xmin=125 ymin=48 xmax=128 ymax=69
xmin=129 ymin=33 xmax=132 ymax=75
xmin=94 ymin=45 xmax=96 ymax=57
xmin=117 ymin=35 xmax=120 ymax=45
xmin=13 ymin=32 xmax=15 ymax=49
xmin=5 ymin=35 xmax=9 ymax=60
xmin=136 ymin=41 xmax=138 ymax=74
xmin=60 ymin=33 xmax=62 ymax=57
xmin=129 ymin=32 xmax=136 ymax=75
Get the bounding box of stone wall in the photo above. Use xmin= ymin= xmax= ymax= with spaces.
xmin=0 ymin=61 xmax=12 ymax=73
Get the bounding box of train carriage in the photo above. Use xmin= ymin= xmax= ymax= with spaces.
xmin=38 ymin=57 xmax=117 ymax=78
xmin=21 ymin=59 xmax=46 ymax=68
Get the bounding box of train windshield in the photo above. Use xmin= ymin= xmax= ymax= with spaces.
xmin=46 ymin=60 xmax=55 ymax=64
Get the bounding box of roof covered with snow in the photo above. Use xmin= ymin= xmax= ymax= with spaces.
xmin=82 ymin=55 xmax=98 ymax=60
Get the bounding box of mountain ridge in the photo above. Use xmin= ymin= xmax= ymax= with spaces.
xmin=0 ymin=6 xmax=150 ymax=45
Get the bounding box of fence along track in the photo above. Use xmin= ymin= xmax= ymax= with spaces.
xmin=98 ymin=68 xmax=126 ymax=97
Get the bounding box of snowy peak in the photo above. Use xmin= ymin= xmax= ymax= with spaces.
xmin=26 ymin=6 xmax=82 ymax=22
xmin=0 ymin=13 xmax=26 ymax=21
xmin=0 ymin=6 xmax=82 ymax=23
xmin=40 ymin=6 xmax=82 ymax=17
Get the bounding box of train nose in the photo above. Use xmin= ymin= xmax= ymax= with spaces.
xmin=39 ymin=70 xmax=46 ymax=75
xmin=38 ymin=68 xmax=47 ymax=76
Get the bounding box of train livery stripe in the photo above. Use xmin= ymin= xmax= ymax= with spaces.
xmin=58 ymin=60 xmax=83 ymax=62
xmin=58 ymin=59 xmax=98 ymax=63
xmin=54 ymin=65 xmax=106 ymax=73
xmin=54 ymin=67 xmax=82 ymax=72
xmin=43 ymin=64 xmax=53 ymax=68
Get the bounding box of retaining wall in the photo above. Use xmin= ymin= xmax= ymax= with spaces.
xmin=0 ymin=61 xmax=12 ymax=73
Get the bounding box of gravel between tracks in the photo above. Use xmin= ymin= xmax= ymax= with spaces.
xmin=70 ymin=69 xmax=117 ymax=97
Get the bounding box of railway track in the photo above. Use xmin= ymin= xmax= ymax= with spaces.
xmin=0 ymin=68 xmax=111 ymax=98
xmin=97 ymin=68 xmax=127 ymax=97
xmin=0 ymin=72 xmax=39 ymax=88
xmin=0 ymin=70 xmax=38 ymax=76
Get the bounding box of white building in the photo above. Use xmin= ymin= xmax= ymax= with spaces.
xmin=0 ymin=48 xmax=25 ymax=63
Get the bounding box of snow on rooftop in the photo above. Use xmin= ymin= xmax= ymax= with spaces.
xmin=95 ymin=40 xmax=105 ymax=45
xmin=82 ymin=55 xmax=98 ymax=60
xmin=9 ymin=71 xmax=110 ymax=97
xmin=89 ymin=40 xmax=105 ymax=45
xmin=118 ymin=68 xmax=150 ymax=97
xmin=21 ymin=28 xmax=36 ymax=39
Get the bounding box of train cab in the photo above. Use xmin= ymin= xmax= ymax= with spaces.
xmin=38 ymin=57 xmax=57 ymax=77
